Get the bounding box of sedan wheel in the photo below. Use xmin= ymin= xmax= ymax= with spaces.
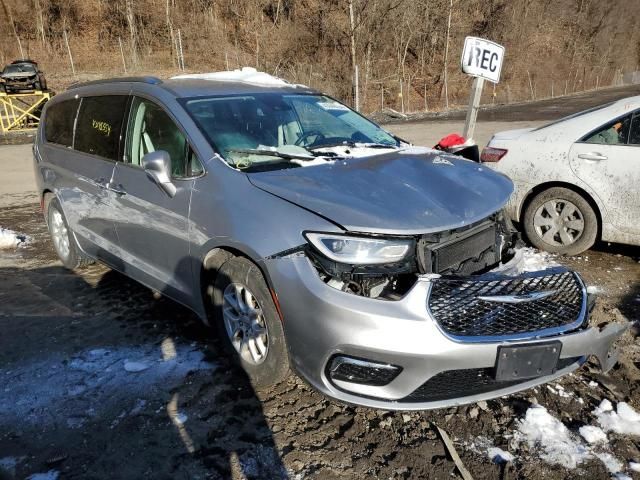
xmin=533 ymin=199 xmax=585 ymax=247
xmin=524 ymin=187 xmax=598 ymax=255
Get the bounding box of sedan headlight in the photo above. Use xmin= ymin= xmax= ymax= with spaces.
xmin=305 ymin=232 xmax=413 ymax=265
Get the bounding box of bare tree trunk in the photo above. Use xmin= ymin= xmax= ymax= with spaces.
xmin=34 ymin=0 xmax=46 ymax=48
xmin=166 ymin=0 xmax=177 ymax=68
xmin=0 ymin=0 xmax=25 ymax=58
xmin=348 ymin=0 xmax=358 ymax=109
xmin=119 ymin=36 xmax=127 ymax=73
xmin=442 ymin=0 xmax=453 ymax=109
xmin=125 ymin=0 xmax=138 ymax=67
xmin=63 ymin=19 xmax=76 ymax=77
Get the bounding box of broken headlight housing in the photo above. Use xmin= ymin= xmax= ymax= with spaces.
xmin=305 ymin=232 xmax=413 ymax=265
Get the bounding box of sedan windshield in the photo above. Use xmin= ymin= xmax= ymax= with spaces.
xmin=3 ymin=64 xmax=36 ymax=75
xmin=183 ymin=93 xmax=399 ymax=171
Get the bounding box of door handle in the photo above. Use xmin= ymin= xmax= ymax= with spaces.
xmin=106 ymin=183 xmax=127 ymax=196
xmin=578 ymin=152 xmax=608 ymax=161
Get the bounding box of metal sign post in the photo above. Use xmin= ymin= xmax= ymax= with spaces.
xmin=463 ymin=77 xmax=484 ymax=139
xmin=460 ymin=37 xmax=505 ymax=141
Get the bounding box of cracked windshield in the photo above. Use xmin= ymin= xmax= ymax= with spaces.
xmin=184 ymin=94 xmax=399 ymax=170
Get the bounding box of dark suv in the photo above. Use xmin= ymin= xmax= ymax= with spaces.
xmin=0 ymin=60 xmax=47 ymax=93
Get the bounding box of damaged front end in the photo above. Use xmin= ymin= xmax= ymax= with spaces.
xmin=305 ymin=210 xmax=518 ymax=301
xmin=266 ymin=209 xmax=628 ymax=409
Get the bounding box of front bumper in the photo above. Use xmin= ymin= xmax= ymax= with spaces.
xmin=266 ymin=256 xmax=628 ymax=410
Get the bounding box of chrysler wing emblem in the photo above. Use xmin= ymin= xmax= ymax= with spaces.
xmin=478 ymin=290 xmax=556 ymax=304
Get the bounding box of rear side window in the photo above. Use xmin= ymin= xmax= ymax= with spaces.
xmin=44 ymin=99 xmax=79 ymax=147
xmin=74 ymin=96 xmax=128 ymax=160
xmin=582 ymin=114 xmax=632 ymax=145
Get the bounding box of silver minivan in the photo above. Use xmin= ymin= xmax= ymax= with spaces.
xmin=33 ymin=72 xmax=626 ymax=410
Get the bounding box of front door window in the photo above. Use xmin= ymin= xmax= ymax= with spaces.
xmin=125 ymin=97 xmax=202 ymax=177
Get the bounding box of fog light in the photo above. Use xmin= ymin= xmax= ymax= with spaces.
xmin=327 ymin=355 xmax=402 ymax=386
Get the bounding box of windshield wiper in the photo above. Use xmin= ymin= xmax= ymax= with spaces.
xmin=227 ymin=148 xmax=317 ymax=161
xmin=309 ymin=141 xmax=398 ymax=150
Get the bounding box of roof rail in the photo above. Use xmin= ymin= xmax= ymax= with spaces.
xmin=67 ymin=76 xmax=163 ymax=90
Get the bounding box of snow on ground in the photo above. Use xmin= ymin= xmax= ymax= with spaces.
xmin=514 ymin=405 xmax=591 ymax=468
xmin=0 ymin=227 xmax=29 ymax=249
xmin=491 ymin=402 xmax=640 ymax=475
xmin=579 ymin=425 xmax=608 ymax=444
xmin=594 ymin=452 xmax=624 ymax=473
xmin=0 ymin=341 xmax=215 ymax=428
xmin=487 ymin=447 xmax=515 ymax=464
xmin=172 ymin=67 xmax=302 ymax=88
xmin=491 ymin=247 xmax=560 ymax=276
xmin=594 ymin=399 xmax=640 ymax=436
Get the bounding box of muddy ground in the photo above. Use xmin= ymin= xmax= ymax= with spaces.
xmin=0 ymin=203 xmax=639 ymax=480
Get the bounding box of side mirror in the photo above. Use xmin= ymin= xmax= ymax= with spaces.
xmin=142 ymin=150 xmax=176 ymax=198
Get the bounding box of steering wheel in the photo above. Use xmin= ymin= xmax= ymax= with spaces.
xmin=295 ymin=130 xmax=326 ymax=147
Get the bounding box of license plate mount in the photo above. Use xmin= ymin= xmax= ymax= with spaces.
xmin=495 ymin=341 xmax=562 ymax=381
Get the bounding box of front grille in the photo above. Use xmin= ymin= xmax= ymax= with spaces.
xmin=400 ymin=357 xmax=582 ymax=403
xmin=428 ymin=269 xmax=585 ymax=339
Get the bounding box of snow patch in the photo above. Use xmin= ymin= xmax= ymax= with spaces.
xmin=515 ymin=405 xmax=590 ymax=468
xmin=0 ymin=227 xmax=29 ymax=249
xmin=579 ymin=425 xmax=608 ymax=444
xmin=487 ymin=447 xmax=515 ymax=464
xmin=0 ymin=344 xmax=215 ymax=427
xmin=172 ymin=67 xmax=302 ymax=88
xmin=594 ymin=400 xmax=640 ymax=436
xmin=629 ymin=462 xmax=640 ymax=472
xmin=398 ymin=146 xmax=435 ymax=155
xmin=594 ymin=452 xmax=623 ymax=473
xmin=492 ymin=247 xmax=560 ymax=276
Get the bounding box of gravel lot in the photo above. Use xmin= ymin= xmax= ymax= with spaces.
xmin=1 ymin=87 xmax=639 ymax=479
xmin=0 ymin=201 xmax=638 ymax=480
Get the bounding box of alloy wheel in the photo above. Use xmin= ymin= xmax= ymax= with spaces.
xmin=222 ymin=282 xmax=269 ymax=365
xmin=50 ymin=208 xmax=71 ymax=260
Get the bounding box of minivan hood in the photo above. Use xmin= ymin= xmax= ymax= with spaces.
xmin=248 ymin=150 xmax=513 ymax=235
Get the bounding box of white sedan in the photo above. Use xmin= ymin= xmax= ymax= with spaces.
xmin=481 ymin=96 xmax=640 ymax=254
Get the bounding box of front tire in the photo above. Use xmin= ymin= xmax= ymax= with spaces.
xmin=210 ymin=256 xmax=290 ymax=390
xmin=523 ymin=187 xmax=598 ymax=255
xmin=45 ymin=196 xmax=94 ymax=269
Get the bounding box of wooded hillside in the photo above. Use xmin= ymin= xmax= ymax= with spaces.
xmin=1 ymin=0 xmax=639 ymax=112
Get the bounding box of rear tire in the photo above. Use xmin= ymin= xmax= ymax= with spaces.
xmin=209 ymin=256 xmax=290 ymax=391
xmin=44 ymin=195 xmax=94 ymax=269
xmin=523 ymin=187 xmax=598 ymax=255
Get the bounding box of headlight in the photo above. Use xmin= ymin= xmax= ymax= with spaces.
xmin=305 ymin=232 xmax=413 ymax=265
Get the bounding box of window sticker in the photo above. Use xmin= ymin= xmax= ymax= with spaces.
xmin=317 ymin=101 xmax=350 ymax=111
xmin=92 ymin=119 xmax=112 ymax=137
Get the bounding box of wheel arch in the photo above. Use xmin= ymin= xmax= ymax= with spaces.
xmin=197 ymin=244 xmax=282 ymax=325
xmin=519 ymin=181 xmax=603 ymax=240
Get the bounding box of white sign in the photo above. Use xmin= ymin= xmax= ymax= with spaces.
xmin=461 ymin=37 xmax=505 ymax=83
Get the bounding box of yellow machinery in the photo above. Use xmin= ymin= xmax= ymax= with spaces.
xmin=0 ymin=90 xmax=51 ymax=133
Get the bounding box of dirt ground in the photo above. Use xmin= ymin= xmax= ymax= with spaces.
xmin=0 ymin=202 xmax=639 ymax=480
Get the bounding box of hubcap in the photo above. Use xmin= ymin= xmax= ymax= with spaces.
xmin=222 ymin=283 xmax=269 ymax=365
xmin=50 ymin=208 xmax=71 ymax=259
xmin=533 ymin=199 xmax=585 ymax=246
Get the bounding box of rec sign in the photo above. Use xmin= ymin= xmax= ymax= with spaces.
xmin=461 ymin=37 xmax=505 ymax=83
